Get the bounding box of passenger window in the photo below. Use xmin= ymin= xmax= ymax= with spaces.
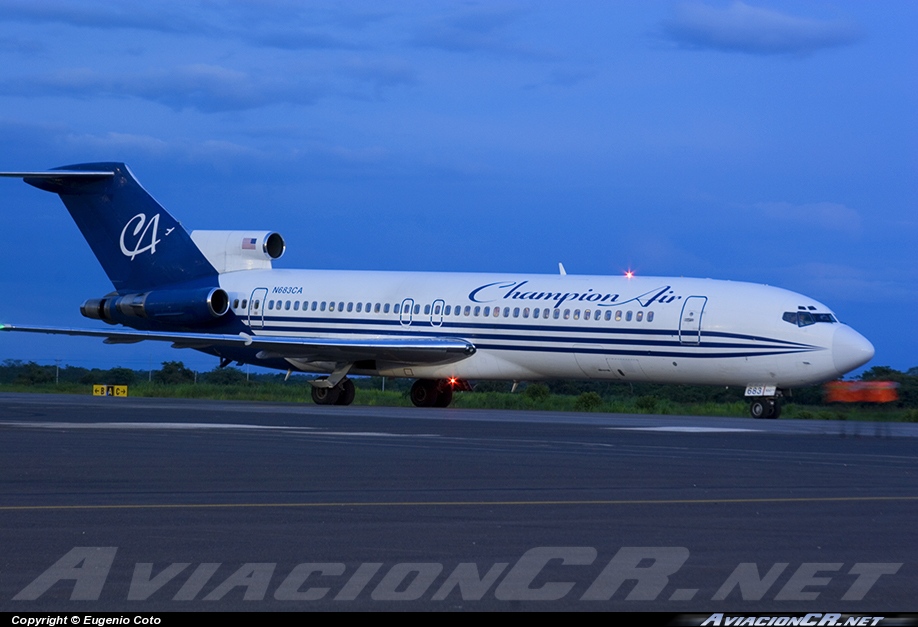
xmin=329 ymin=302 xmax=335 ymax=312
xmin=523 ymin=308 xmax=529 ymax=318
xmin=445 ymin=305 xmax=450 ymax=315
xmin=533 ymin=308 xmax=540 ymax=318
xmin=383 ymin=304 xmax=390 ymax=313
xmin=268 ymin=300 xmax=274 ymax=310
xmin=615 ymin=310 xmax=622 ymax=321
xmin=513 ymin=307 xmax=520 ymax=318
xmin=563 ymin=309 xmax=570 ymax=319
xmin=233 ymin=299 xmax=240 ymax=309
xmin=311 ymin=302 xmax=317 ymax=311
xmin=394 ymin=303 xmax=400 ymax=314
xmin=483 ymin=306 xmax=490 ymax=316
xmin=339 ymin=302 xmax=344 ymax=312
xmin=474 ymin=306 xmax=481 ymax=316
xmin=414 ymin=304 xmax=420 ymax=315
xmin=464 ymin=306 xmax=471 ymax=316
xmin=604 ymin=310 xmax=611 ymax=321
xmin=626 ymin=311 xmax=633 ymax=321
xmin=241 ymin=299 xmax=248 ymax=309
xmin=636 ymin=311 xmax=643 ymax=321
xmin=553 ymin=309 xmax=560 ymax=319
xmin=375 ymin=303 xmax=381 ymax=313
xmin=320 ymin=302 xmax=326 ymax=311
xmin=503 ymin=307 xmax=510 ymax=317
xmin=573 ymin=309 xmax=580 ymax=320
xmin=293 ymin=301 xmax=299 ymax=311
xmin=543 ymin=309 xmax=550 ymax=319
xmin=434 ymin=304 xmax=441 ymax=315
xmin=347 ymin=302 xmax=353 ymax=312
xmin=647 ymin=311 xmax=654 ymax=322
xmin=494 ymin=308 xmax=500 ymax=318
xmin=594 ymin=310 xmax=601 ymax=321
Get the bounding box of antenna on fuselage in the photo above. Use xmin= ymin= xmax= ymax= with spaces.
xmin=558 ymin=262 xmax=567 ymax=276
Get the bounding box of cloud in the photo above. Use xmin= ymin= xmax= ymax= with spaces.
xmin=245 ymin=28 xmax=356 ymax=50
xmin=410 ymin=7 xmax=552 ymax=60
xmin=750 ymin=201 xmax=862 ymax=234
xmin=785 ymin=262 xmax=916 ymax=305
xmin=342 ymin=58 xmax=418 ymax=98
xmin=0 ymin=0 xmax=207 ymax=34
xmin=2 ymin=64 xmax=323 ymax=112
xmin=0 ymin=1 xmax=361 ymax=51
xmin=663 ymin=1 xmax=862 ymax=55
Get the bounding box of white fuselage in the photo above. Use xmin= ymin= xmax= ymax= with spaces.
xmin=217 ymin=269 xmax=873 ymax=388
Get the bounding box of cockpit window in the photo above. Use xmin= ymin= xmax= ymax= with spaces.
xmin=783 ymin=311 xmax=837 ymax=327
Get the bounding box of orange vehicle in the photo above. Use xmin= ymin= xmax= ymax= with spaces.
xmin=825 ymin=381 xmax=899 ymax=403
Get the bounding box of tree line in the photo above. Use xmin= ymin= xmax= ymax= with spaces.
xmin=1 ymin=359 xmax=915 ymax=408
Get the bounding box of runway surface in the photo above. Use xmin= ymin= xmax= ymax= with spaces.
xmin=0 ymin=392 xmax=915 ymax=611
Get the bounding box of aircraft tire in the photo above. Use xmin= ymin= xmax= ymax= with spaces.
xmin=312 ymin=383 xmax=341 ymax=405
xmin=334 ymin=378 xmax=356 ymax=406
xmin=410 ymin=379 xmax=439 ymax=407
xmin=750 ymin=399 xmax=771 ymax=419
xmin=768 ymin=400 xmax=781 ymax=419
xmin=433 ymin=385 xmax=453 ymax=407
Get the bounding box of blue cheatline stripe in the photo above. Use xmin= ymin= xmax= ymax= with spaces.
xmin=245 ymin=318 xmax=817 ymax=352
xmin=472 ymin=343 xmax=817 ymax=359
xmin=246 ymin=313 xmax=816 ymax=348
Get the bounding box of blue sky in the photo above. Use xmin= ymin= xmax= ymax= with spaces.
xmin=0 ymin=0 xmax=914 ymax=374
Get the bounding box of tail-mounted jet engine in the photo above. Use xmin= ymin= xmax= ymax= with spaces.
xmin=80 ymin=287 xmax=230 ymax=326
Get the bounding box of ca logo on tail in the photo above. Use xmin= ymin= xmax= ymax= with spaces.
xmin=120 ymin=213 xmax=161 ymax=260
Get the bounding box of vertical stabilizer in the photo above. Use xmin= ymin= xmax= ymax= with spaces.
xmin=7 ymin=163 xmax=217 ymax=291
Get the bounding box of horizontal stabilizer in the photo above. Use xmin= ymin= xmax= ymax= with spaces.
xmin=0 ymin=170 xmax=114 ymax=179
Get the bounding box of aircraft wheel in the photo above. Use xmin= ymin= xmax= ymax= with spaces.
xmin=312 ymin=383 xmax=341 ymax=405
xmin=433 ymin=385 xmax=453 ymax=408
xmin=410 ymin=379 xmax=439 ymax=407
xmin=768 ymin=399 xmax=781 ymax=419
xmin=334 ymin=378 xmax=356 ymax=406
xmin=750 ymin=400 xmax=771 ymax=419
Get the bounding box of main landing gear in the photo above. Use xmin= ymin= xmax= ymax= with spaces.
xmin=309 ymin=376 xmax=469 ymax=408
xmin=311 ymin=377 xmax=356 ymax=406
xmin=749 ymin=398 xmax=781 ymax=419
xmin=410 ymin=378 xmax=470 ymax=408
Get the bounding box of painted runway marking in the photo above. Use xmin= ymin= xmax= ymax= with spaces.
xmin=2 ymin=495 xmax=916 ymax=512
xmin=609 ymin=426 xmax=761 ymax=433
xmin=0 ymin=421 xmax=437 ymax=438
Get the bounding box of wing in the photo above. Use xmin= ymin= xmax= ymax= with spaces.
xmin=0 ymin=324 xmax=476 ymax=366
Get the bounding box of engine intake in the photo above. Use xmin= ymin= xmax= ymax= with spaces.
xmin=81 ymin=288 xmax=229 ymax=326
xmin=189 ymin=230 xmax=285 ymax=273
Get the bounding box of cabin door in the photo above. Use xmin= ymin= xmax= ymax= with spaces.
xmin=679 ymin=296 xmax=707 ymax=345
xmin=400 ymin=298 xmax=415 ymax=327
xmin=248 ymin=287 xmax=268 ymax=329
xmin=430 ymin=299 xmax=445 ymax=327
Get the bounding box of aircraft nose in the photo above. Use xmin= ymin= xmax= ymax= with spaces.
xmin=832 ymin=325 xmax=875 ymax=375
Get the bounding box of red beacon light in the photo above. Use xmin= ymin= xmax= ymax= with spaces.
xmin=624 ymin=270 xmax=634 ymax=279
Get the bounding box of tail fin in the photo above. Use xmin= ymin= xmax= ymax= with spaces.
xmin=3 ymin=162 xmax=216 ymax=291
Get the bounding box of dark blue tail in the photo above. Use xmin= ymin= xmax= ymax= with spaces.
xmin=24 ymin=163 xmax=217 ymax=292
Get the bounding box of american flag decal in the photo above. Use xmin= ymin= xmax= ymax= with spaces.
xmin=242 ymin=237 xmax=257 ymax=250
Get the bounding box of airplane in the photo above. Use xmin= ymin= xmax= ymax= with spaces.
xmin=0 ymin=162 xmax=875 ymax=418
